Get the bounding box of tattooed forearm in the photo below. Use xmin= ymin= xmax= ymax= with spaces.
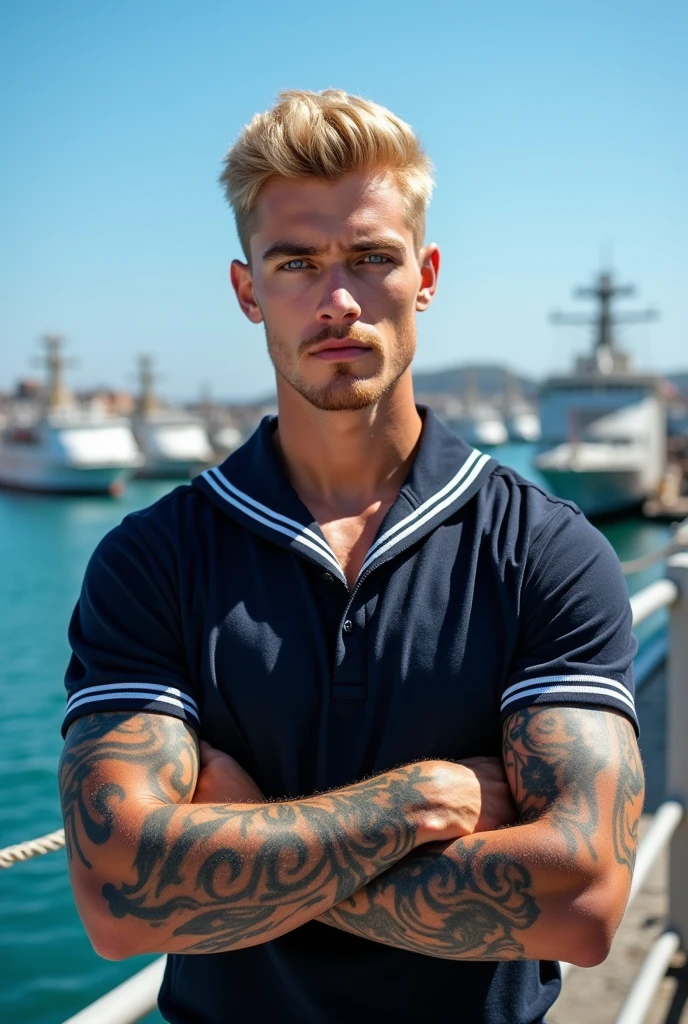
xmin=320 ymin=838 xmax=538 ymax=960
xmin=59 ymin=713 xmax=437 ymax=955
xmin=319 ymin=707 xmax=644 ymax=963
xmin=100 ymin=775 xmax=420 ymax=953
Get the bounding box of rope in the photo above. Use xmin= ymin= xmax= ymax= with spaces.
xmin=0 ymin=828 xmax=65 ymax=868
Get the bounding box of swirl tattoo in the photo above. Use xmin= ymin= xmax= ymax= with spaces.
xmin=59 ymin=713 xmax=427 ymax=953
xmin=322 ymin=838 xmax=539 ymax=959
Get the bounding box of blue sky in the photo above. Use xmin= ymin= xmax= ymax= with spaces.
xmin=2 ymin=0 xmax=686 ymax=401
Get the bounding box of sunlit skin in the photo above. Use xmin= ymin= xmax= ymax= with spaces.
xmin=230 ymin=171 xmax=439 ymax=585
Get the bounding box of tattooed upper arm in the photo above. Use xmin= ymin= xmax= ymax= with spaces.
xmin=502 ymin=706 xmax=644 ymax=875
xmin=59 ymin=712 xmax=199 ymax=870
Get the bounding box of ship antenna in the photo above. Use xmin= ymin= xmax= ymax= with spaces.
xmin=550 ymin=268 xmax=659 ymax=374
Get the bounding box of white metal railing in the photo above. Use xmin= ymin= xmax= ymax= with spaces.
xmin=610 ymin=553 xmax=688 ymax=1024
xmin=630 ymin=577 xmax=679 ymax=626
xmin=613 ymin=929 xmax=681 ymax=1024
xmin=62 ymin=959 xmax=166 ymax=1024
xmin=628 ymin=800 xmax=684 ymax=906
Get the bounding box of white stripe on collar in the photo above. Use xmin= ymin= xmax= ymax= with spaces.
xmin=361 ymin=448 xmax=483 ymax=567
xmin=357 ymin=451 xmax=491 ymax=575
xmin=202 ymin=468 xmax=346 ymax=578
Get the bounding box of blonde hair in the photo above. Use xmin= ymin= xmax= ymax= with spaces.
xmin=220 ymin=89 xmax=434 ymax=257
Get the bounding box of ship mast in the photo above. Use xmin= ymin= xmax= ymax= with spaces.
xmin=136 ymin=354 xmax=159 ymax=416
xmin=36 ymin=334 xmax=74 ymax=410
xmin=551 ymin=271 xmax=658 ymax=374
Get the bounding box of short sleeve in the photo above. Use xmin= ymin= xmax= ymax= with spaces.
xmin=501 ymin=505 xmax=639 ymax=735
xmin=62 ymin=515 xmax=200 ymax=737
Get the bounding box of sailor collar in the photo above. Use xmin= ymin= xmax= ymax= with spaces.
xmin=194 ymin=407 xmax=497 ymax=588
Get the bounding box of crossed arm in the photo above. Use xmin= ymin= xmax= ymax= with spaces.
xmin=59 ymin=704 xmax=643 ymax=966
xmin=318 ymin=706 xmax=643 ymax=964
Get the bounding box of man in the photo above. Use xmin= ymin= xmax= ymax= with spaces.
xmin=59 ymin=90 xmax=644 ymax=1024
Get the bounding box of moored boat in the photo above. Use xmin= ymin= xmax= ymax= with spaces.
xmin=535 ymin=272 xmax=666 ymax=517
xmin=131 ymin=356 xmax=214 ymax=478
xmin=0 ymin=336 xmax=143 ymax=495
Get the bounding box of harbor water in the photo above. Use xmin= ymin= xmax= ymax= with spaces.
xmin=0 ymin=444 xmax=674 ymax=1024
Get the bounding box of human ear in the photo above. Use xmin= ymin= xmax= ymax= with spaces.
xmin=415 ymin=244 xmax=440 ymax=312
xmin=230 ymin=260 xmax=264 ymax=324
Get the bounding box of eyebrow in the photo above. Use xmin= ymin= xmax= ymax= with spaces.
xmin=261 ymin=237 xmax=408 ymax=261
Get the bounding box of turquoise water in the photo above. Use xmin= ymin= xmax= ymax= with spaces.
xmin=0 ymin=447 xmax=673 ymax=1023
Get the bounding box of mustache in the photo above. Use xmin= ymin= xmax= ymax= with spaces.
xmin=297 ymin=324 xmax=381 ymax=357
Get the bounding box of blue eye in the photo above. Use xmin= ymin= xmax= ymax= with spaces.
xmin=281 ymin=259 xmax=309 ymax=271
xmin=363 ymin=254 xmax=390 ymax=264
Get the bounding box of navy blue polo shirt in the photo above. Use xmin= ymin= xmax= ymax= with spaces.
xmin=63 ymin=408 xmax=638 ymax=1024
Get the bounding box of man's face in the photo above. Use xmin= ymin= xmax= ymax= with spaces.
xmin=231 ymin=170 xmax=438 ymax=412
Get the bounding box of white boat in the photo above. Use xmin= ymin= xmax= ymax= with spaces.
xmin=212 ymin=422 xmax=243 ymax=457
xmin=503 ymin=374 xmax=541 ymax=442
xmin=447 ymin=405 xmax=509 ymax=447
xmin=444 ymin=372 xmax=509 ymax=447
xmin=133 ymin=411 xmax=215 ymax=478
xmin=131 ymin=356 xmax=214 ymax=478
xmin=535 ymin=272 xmax=665 ymax=517
xmin=0 ymin=409 xmax=143 ymax=495
xmin=505 ymin=406 xmax=541 ymax=443
xmin=0 ymin=336 xmax=142 ymax=496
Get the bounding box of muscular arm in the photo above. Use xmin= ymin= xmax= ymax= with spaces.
xmin=58 ymin=712 xmax=487 ymax=960
xmin=317 ymin=706 xmax=644 ymax=967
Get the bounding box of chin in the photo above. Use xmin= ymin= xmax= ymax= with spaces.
xmin=299 ymin=376 xmax=393 ymax=412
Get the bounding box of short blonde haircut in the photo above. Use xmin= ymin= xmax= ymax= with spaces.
xmin=220 ymin=89 xmax=434 ymax=258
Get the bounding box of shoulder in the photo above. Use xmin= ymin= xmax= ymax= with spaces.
xmin=88 ymin=483 xmax=213 ymax=582
xmin=473 ymin=462 xmax=610 ymax=568
xmin=482 ymin=468 xmax=628 ymax=613
xmin=483 ymin=463 xmax=581 ymax=529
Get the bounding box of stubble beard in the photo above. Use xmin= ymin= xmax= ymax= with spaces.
xmin=266 ymin=321 xmax=417 ymax=412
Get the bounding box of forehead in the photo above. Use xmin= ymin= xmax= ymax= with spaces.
xmin=250 ymin=171 xmax=411 ymax=252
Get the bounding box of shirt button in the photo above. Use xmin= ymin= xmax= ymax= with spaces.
xmin=322 ymin=572 xmax=333 ymax=582
xmin=343 ymin=620 xmax=353 ymax=633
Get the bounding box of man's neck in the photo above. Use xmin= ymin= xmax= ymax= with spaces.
xmin=274 ymin=372 xmax=422 ymax=515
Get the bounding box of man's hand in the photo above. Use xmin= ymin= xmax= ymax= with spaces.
xmin=191 ymin=741 xmax=266 ymax=804
xmin=448 ymin=756 xmax=517 ymax=834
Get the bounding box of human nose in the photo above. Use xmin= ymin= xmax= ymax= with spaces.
xmin=315 ymin=268 xmax=362 ymax=324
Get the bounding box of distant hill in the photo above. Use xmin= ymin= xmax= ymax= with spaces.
xmin=413 ymin=363 xmax=539 ymax=400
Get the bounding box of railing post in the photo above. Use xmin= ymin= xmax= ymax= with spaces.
xmin=667 ymin=552 xmax=688 ymax=948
